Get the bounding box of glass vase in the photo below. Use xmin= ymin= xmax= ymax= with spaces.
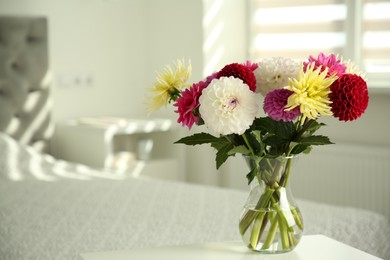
xmin=239 ymin=156 xmax=303 ymax=253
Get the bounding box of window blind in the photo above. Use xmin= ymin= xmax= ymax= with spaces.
xmin=363 ymin=0 xmax=390 ymax=87
xmin=249 ymin=0 xmax=390 ymax=88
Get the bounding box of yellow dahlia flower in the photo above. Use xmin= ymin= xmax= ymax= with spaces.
xmin=147 ymin=59 xmax=192 ymax=112
xmin=284 ymin=63 xmax=338 ymax=121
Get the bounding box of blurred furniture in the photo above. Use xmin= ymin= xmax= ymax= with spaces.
xmin=51 ymin=117 xmax=181 ymax=180
xmin=0 ymin=16 xmax=53 ymax=152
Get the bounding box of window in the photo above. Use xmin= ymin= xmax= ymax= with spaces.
xmin=363 ymin=0 xmax=390 ymax=88
xmin=249 ymin=0 xmax=390 ymax=89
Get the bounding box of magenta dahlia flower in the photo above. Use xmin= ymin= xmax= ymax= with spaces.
xmin=174 ymin=81 xmax=207 ymax=129
xmin=263 ymin=89 xmax=301 ymax=122
xmin=217 ymin=63 xmax=257 ymax=92
xmin=204 ymin=72 xmax=218 ymax=86
xmin=329 ymin=74 xmax=369 ymax=121
xmin=304 ymin=52 xmax=346 ymax=77
xmin=243 ymin=60 xmax=258 ymax=72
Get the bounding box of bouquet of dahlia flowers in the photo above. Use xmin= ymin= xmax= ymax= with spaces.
xmin=147 ymin=53 xmax=369 ymax=251
xmin=147 ymin=53 xmax=369 ymax=178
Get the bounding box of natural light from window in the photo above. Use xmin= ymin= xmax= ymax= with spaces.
xmin=255 ymin=33 xmax=345 ymax=50
xmin=250 ymin=0 xmax=390 ymax=89
xmin=363 ymin=2 xmax=390 ymax=74
xmin=255 ymin=5 xmax=346 ymax=24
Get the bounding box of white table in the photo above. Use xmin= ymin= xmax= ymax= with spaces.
xmin=80 ymin=235 xmax=382 ymax=260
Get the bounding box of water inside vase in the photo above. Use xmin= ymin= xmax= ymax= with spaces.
xmin=240 ymin=206 xmax=303 ymax=253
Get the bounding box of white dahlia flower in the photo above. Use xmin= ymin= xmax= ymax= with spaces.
xmin=199 ymin=76 xmax=258 ymax=135
xmin=254 ymin=57 xmax=300 ymax=96
xmin=339 ymin=56 xmax=366 ymax=79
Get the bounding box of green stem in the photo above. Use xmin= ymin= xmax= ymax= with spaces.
xmin=249 ymin=211 xmax=266 ymax=248
xmin=261 ymin=211 xmax=278 ymax=249
xmin=278 ymin=213 xmax=290 ymax=249
xmin=242 ymin=133 xmax=255 ymax=157
xmin=293 ymin=118 xmax=316 ymax=142
xmin=291 ymin=207 xmax=303 ymax=230
xmin=239 ymin=186 xmax=274 ymax=235
xmin=224 ymin=135 xmax=234 ymax=145
xmin=280 ymin=157 xmax=294 ymax=187
xmin=240 ymin=156 xmax=302 ymax=251
xmin=289 ymin=232 xmax=298 ymax=247
xmin=270 ymin=194 xmax=293 ymax=250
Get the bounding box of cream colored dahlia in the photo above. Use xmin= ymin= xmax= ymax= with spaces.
xmin=339 ymin=56 xmax=366 ymax=78
xmin=199 ymin=76 xmax=258 ymax=135
xmin=254 ymin=57 xmax=300 ymax=96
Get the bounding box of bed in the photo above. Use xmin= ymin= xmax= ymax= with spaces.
xmin=0 ymin=132 xmax=389 ymax=260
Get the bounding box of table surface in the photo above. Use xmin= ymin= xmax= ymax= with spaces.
xmin=80 ymin=235 xmax=382 ymax=260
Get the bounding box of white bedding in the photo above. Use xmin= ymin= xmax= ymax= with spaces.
xmin=1 ymin=133 xmax=389 ymax=260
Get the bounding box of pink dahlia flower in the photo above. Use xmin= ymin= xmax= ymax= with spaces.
xmin=263 ymin=89 xmax=301 ymax=122
xmin=174 ymin=81 xmax=207 ymax=129
xmin=204 ymin=72 xmax=218 ymax=86
xmin=243 ymin=60 xmax=258 ymax=71
xmin=304 ymin=52 xmax=346 ymax=77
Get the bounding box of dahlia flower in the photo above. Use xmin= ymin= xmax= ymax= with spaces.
xmin=263 ymin=89 xmax=301 ymax=122
xmin=304 ymin=52 xmax=346 ymax=77
xmin=329 ymin=74 xmax=369 ymax=121
xmin=204 ymin=72 xmax=218 ymax=86
xmin=174 ymin=81 xmax=207 ymax=129
xmin=199 ymin=76 xmax=258 ymax=135
xmin=285 ymin=63 xmax=338 ymax=121
xmin=217 ymin=63 xmax=257 ymax=92
xmin=243 ymin=60 xmax=259 ymax=71
xmin=147 ymin=59 xmax=192 ymax=112
xmin=254 ymin=57 xmax=300 ymax=96
xmin=341 ymin=58 xmax=366 ymax=78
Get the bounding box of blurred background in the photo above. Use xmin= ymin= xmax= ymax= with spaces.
xmin=0 ymin=0 xmax=389 ymax=219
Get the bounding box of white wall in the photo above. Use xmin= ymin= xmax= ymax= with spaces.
xmin=0 ymin=0 xmax=150 ymax=120
xmin=143 ymin=0 xmax=203 ymax=119
xmin=143 ymin=0 xmax=204 ymax=182
xmin=0 ymin=0 xmax=204 ymax=122
xmin=1 ymin=0 xmax=390 ymax=193
xmin=0 ymin=0 xmax=202 ymax=182
xmin=185 ymin=0 xmax=248 ymax=186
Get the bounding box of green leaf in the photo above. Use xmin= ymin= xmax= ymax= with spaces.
xmin=252 ymin=117 xmax=295 ymax=139
xmin=263 ymin=135 xmax=289 ymax=146
xmin=297 ymin=135 xmax=334 ymax=145
xmin=252 ymin=117 xmax=296 ymax=151
xmin=303 ymin=146 xmax=313 ymax=154
xmin=251 ymin=117 xmax=275 ymax=134
xmin=175 ymin=133 xmax=218 ymax=145
xmin=216 ymin=143 xmax=234 ymax=169
xmin=302 ymin=120 xmax=326 ymax=136
xmin=246 ymin=168 xmax=257 ymax=185
xmin=242 ymin=131 xmax=260 ymax=155
xmin=290 ymin=144 xmax=311 ymax=155
xmin=251 ymin=130 xmax=265 ymax=156
xmin=227 ymin=145 xmax=251 ymax=156
xmin=210 ymin=138 xmax=230 ymax=150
